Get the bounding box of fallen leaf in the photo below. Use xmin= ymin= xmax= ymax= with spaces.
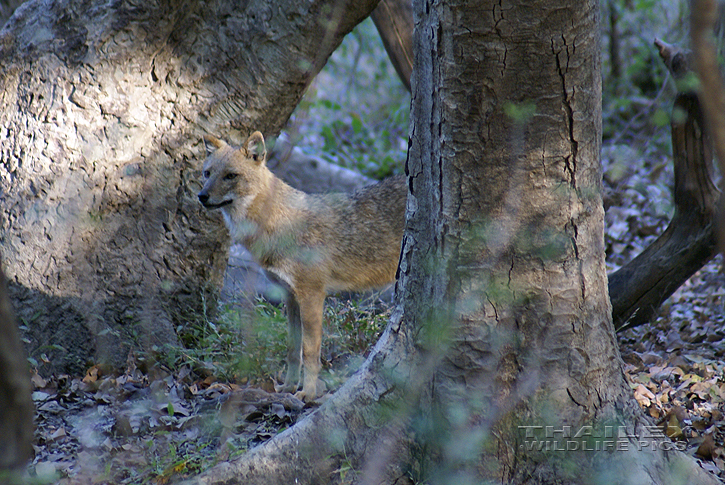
xmin=31 ymin=372 xmax=48 ymax=389
xmin=671 ymin=405 xmax=689 ymax=422
xmin=49 ymin=427 xmax=66 ymax=442
xmin=634 ymin=384 xmax=656 ymax=407
xmin=696 ymin=434 xmax=716 ymax=459
xmin=83 ymin=365 xmax=101 ymax=384
xmin=665 ymin=414 xmax=683 ymax=439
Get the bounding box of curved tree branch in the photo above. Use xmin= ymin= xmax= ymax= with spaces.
xmin=610 ymin=39 xmax=720 ymax=331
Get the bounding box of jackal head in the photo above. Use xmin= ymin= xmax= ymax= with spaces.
xmin=197 ymin=131 xmax=268 ymax=219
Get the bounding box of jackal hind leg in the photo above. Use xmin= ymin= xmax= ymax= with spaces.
xmin=276 ymin=292 xmax=302 ymax=393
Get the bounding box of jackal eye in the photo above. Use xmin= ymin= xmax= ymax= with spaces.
xmin=223 ymin=173 xmax=238 ymax=181
xmin=202 ymin=170 xmax=210 ymax=178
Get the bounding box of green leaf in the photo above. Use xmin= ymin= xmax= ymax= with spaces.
xmin=504 ymin=100 xmax=536 ymax=124
xmin=351 ymin=115 xmax=363 ymax=134
xmin=651 ymin=109 xmax=669 ymax=128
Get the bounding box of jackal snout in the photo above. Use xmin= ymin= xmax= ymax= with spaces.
xmin=197 ymin=191 xmax=229 ymax=208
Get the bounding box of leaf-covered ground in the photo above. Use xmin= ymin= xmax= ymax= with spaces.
xmin=25 ymin=295 xmax=390 ymax=484
xmin=28 ymin=366 xmax=313 ymax=484
xmin=604 ymin=143 xmax=725 ymax=478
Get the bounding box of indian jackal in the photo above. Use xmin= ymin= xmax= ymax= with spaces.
xmin=198 ymin=132 xmax=406 ymax=400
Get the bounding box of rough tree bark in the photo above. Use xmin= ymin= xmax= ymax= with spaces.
xmin=0 ymin=0 xmax=380 ymax=374
xmin=184 ymin=1 xmax=718 ymax=483
xmin=0 ymin=0 xmax=23 ymax=26
xmin=368 ymin=0 xmax=723 ymax=331
xmin=372 ymin=0 xmax=725 ymax=332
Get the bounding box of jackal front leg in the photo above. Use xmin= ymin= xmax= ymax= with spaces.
xmin=276 ymin=292 xmax=302 ymax=394
xmin=296 ymin=289 xmax=325 ymax=401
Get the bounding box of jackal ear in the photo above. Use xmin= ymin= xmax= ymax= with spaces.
xmin=244 ymin=131 xmax=266 ymax=164
xmin=203 ymin=135 xmax=227 ymax=155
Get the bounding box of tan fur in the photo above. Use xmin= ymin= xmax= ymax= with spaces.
xmin=198 ymin=132 xmax=406 ymax=400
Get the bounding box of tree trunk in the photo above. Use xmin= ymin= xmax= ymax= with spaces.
xmin=369 ymin=0 xmax=723 ymax=331
xmin=691 ymin=0 xmax=725 ymax=250
xmin=184 ymin=1 xmax=718 ymax=484
xmin=0 ymin=0 xmax=23 ymax=26
xmin=0 ymin=256 xmax=33 ymax=472
xmin=404 ymin=0 xmax=705 ymax=481
xmin=0 ymin=0 xmax=380 ymax=374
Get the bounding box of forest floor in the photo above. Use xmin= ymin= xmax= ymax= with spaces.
xmin=17 ymin=140 xmax=725 ymax=484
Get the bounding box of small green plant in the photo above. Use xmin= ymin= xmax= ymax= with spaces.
xmin=135 ymin=436 xmax=211 ymax=484
xmin=320 ymin=295 xmax=390 ymax=390
xmin=234 ymin=300 xmax=290 ymax=382
xmin=313 ymin=105 xmax=408 ymax=179
xmin=169 ymin=299 xmax=288 ymax=385
xmin=168 ymin=291 xmax=390 ymax=391
xmin=325 ymin=296 xmax=389 ymax=355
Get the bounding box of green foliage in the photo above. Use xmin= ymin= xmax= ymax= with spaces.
xmin=288 ymin=18 xmax=410 ymax=179
xmin=169 ymin=294 xmax=388 ymax=388
xmin=322 ymin=296 xmax=388 ymax=366
xmin=601 ymin=0 xmax=688 ymax=148
xmin=169 ymin=299 xmax=288 ymax=384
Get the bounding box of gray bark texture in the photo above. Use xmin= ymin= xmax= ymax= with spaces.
xmin=184 ymin=1 xmax=718 ymax=484
xmin=0 ymin=0 xmax=23 ymax=26
xmin=0 ymin=0 xmax=380 ymax=374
